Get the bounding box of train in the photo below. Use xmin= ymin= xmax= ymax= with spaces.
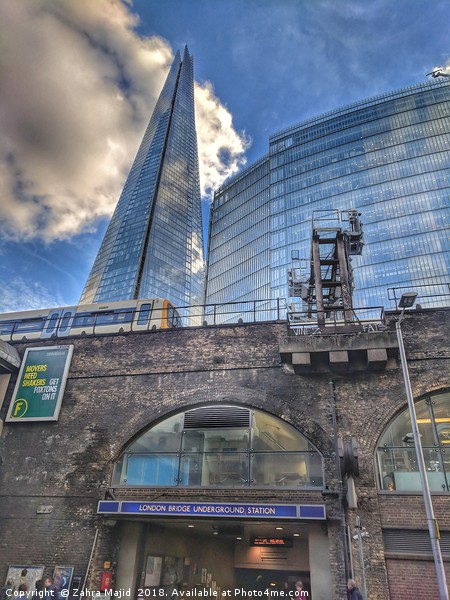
xmin=0 ymin=298 xmax=182 ymax=342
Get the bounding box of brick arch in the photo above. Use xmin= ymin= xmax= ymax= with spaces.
xmin=109 ymin=397 xmax=331 ymax=462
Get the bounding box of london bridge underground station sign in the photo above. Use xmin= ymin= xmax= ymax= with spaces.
xmin=98 ymin=501 xmax=326 ymax=520
xmin=6 ymin=346 xmax=73 ymax=422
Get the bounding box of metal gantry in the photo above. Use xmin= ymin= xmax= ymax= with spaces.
xmin=288 ymin=209 xmax=364 ymax=326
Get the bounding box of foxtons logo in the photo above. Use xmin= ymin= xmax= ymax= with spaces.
xmin=11 ymin=398 xmax=28 ymax=418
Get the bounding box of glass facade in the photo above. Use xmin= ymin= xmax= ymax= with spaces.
xmin=205 ymin=80 xmax=450 ymax=310
xmin=112 ymin=406 xmax=323 ymax=488
xmin=80 ymin=47 xmax=204 ymax=307
xmin=377 ymin=391 xmax=450 ymax=493
xmin=205 ymin=155 xmax=271 ymax=315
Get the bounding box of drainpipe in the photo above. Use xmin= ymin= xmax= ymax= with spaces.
xmin=83 ymin=526 xmax=100 ymax=590
xmin=328 ymin=380 xmax=350 ymax=581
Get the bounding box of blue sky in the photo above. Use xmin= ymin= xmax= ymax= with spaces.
xmin=1 ymin=0 xmax=449 ymax=313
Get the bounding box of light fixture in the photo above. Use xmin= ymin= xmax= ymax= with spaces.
xmin=398 ymin=291 xmax=418 ymax=309
xmin=417 ymin=418 xmax=450 ymax=424
xmin=236 ymin=536 xmax=242 ymax=540
xmin=293 ymin=533 xmax=300 ymax=537
xmin=188 ymin=525 xmax=195 ymax=528
xmin=213 ymin=532 xmax=219 ymax=535
xmin=275 ymin=527 xmax=283 ymax=530
xmin=402 ymin=433 xmax=422 ymax=444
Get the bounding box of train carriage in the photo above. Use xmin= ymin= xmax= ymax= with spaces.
xmin=0 ymin=299 xmax=181 ymax=342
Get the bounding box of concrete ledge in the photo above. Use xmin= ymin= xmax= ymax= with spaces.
xmin=329 ymin=350 xmax=349 ymax=372
xmin=292 ymin=352 xmax=312 ymax=367
xmin=0 ymin=339 xmax=21 ymax=373
xmin=280 ymin=330 xmax=398 ymax=373
xmin=280 ymin=331 xmax=398 ymax=353
xmin=367 ymin=348 xmax=388 ymax=370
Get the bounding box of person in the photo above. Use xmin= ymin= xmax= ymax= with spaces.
xmin=35 ymin=581 xmax=45 ymax=597
xmin=294 ymin=581 xmax=305 ymax=599
xmin=347 ymin=579 xmax=363 ymax=600
xmin=255 ymin=575 xmax=265 ymax=593
xmin=282 ymin=581 xmax=293 ymax=595
xmin=0 ymin=579 xmax=14 ymax=600
xmin=52 ymin=570 xmax=68 ymax=600
xmin=43 ymin=578 xmax=58 ymax=599
xmin=17 ymin=585 xmax=28 ymax=598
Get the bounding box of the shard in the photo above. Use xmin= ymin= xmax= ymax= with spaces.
xmin=80 ymin=47 xmax=204 ymax=307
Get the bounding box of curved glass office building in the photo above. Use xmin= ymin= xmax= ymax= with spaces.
xmin=205 ymin=80 xmax=450 ymax=311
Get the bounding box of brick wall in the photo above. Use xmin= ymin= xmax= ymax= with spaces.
xmin=386 ymin=559 xmax=450 ymax=599
xmin=0 ymin=309 xmax=448 ymax=599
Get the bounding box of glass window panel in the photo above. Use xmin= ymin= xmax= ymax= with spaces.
xmin=137 ymin=303 xmax=152 ymax=325
xmin=124 ymin=454 xmax=179 ymax=486
xmin=0 ymin=321 xmax=14 ymax=335
xmin=60 ymin=311 xmax=73 ymax=331
xmin=252 ymin=412 xmax=310 ymax=451
xmin=431 ymin=392 xmax=450 ymax=444
xmin=16 ymin=319 xmax=45 ymax=333
xmin=377 ymin=447 xmax=447 ymax=492
xmin=379 ymin=410 xmax=412 ymax=447
xmin=415 ymin=401 xmax=435 ymax=445
xmin=377 ymin=393 xmax=450 ymax=492
xmin=251 ymin=452 xmax=323 ymax=487
xmin=183 ymin=429 xmax=249 ymax=452
xmin=45 ymin=312 xmax=59 ymax=333
xmin=180 ymin=452 xmax=249 ymax=486
xmin=128 ymin=414 xmax=183 ymax=452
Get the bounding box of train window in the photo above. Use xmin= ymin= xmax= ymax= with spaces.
xmin=15 ymin=319 xmax=45 ymax=333
xmin=96 ymin=309 xmax=133 ymax=325
xmin=168 ymin=307 xmax=182 ymax=328
xmin=96 ymin=311 xmax=116 ymax=325
xmin=45 ymin=312 xmax=60 ymax=333
xmin=137 ymin=303 xmax=152 ymax=325
xmin=74 ymin=309 xmax=134 ymax=328
xmin=60 ymin=311 xmax=73 ymax=331
xmin=116 ymin=308 xmax=134 ymax=323
xmin=73 ymin=312 xmax=95 ymax=327
xmin=0 ymin=321 xmax=15 ymax=335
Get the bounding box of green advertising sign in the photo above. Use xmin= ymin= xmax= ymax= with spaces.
xmin=6 ymin=345 xmax=74 ymax=422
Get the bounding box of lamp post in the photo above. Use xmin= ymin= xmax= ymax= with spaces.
xmin=396 ymin=292 xmax=449 ymax=599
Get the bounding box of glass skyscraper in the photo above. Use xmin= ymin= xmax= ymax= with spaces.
xmin=205 ymin=155 xmax=270 ymax=305
xmin=81 ymin=47 xmax=204 ymax=307
xmin=206 ymin=79 xmax=450 ymax=311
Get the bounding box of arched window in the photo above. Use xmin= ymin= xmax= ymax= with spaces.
xmin=377 ymin=391 xmax=450 ymax=492
xmin=112 ymin=406 xmax=323 ymax=488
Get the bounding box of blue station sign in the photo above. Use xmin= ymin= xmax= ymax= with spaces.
xmin=97 ymin=501 xmax=326 ymax=520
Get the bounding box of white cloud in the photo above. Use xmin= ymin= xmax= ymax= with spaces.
xmin=195 ymin=81 xmax=249 ymax=197
xmin=0 ymin=277 xmax=66 ymax=314
xmin=0 ymin=0 xmax=247 ymax=243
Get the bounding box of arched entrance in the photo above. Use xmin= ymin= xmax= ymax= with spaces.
xmin=100 ymin=405 xmax=331 ymax=599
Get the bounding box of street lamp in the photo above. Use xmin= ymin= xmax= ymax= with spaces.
xmin=398 ymin=292 xmax=418 ymax=309
xmin=395 ymin=292 xmax=449 ymax=600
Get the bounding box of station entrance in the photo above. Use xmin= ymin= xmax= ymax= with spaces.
xmin=114 ymin=517 xmax=332 ymax=600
